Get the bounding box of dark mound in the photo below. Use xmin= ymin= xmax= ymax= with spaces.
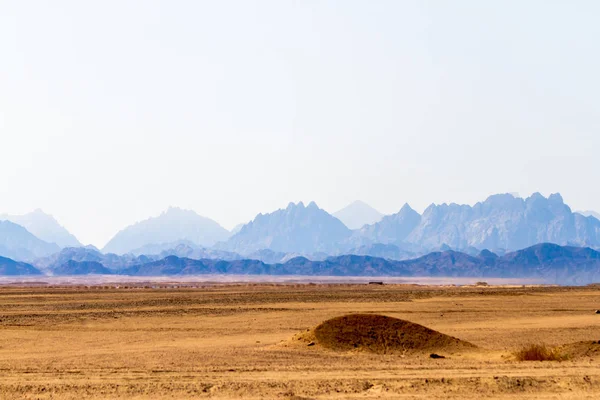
xmin=312 ymin=314 xmax=475 ymax=354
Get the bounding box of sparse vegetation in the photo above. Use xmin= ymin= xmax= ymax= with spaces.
xmin=514 ymin=343 xmax=568 ymax=361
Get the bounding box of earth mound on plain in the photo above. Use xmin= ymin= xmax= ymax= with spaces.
xmin=558 ymin=340 xmax=600 ymax=359
xmin=297 ymin=314 xmax=476 ymax=354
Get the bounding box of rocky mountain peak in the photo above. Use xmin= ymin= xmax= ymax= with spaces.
xmin=219 ymin=201 xmax=352 ymax=255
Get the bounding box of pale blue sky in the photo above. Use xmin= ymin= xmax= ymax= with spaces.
xmin=1 ymin=0 xmax=599 ymax=247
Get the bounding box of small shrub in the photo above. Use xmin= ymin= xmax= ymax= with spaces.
xmin=475 ymin=281 xmax=488 ymax=286
xmin=514 ymin=344 xmax=567 ymax=361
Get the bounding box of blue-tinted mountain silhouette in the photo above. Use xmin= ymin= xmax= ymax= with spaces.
xmin=103 ymin=207 xmax=230 ymax=255
xmin=112 ymin=243 xmax=600 ymax=285
xmin=359 ymin=193 xmax=600 ymax=252
xmin=219 ymin=202 xmax=352 ymax=255
xmin=0 ymin=220 xmax=60 ymax=261
xmin=2 ymin=243 xmax=599 ymax=285
xmin=0 ymin=256 xmax=42 ymax=275
xmin=0 ymin=209 xmax=81 ymax=248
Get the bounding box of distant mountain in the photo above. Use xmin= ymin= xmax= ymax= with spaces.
xmin=578 ymin=210 xmax=600 ymax=220
xmin=34 ymin=246 xmax=104 ymax=271
xmin=0 ymin=209 xmax=81 ymax=248
xmin=357 ymin=204 xmax=421 ymax=245
xmin=103 ymin=207 xmax=230 ymax=255
xmin=51 ymin=260 xmax=113 ymax=275
xmin=119 ymin=256 xmax=273 ymax=276
xmin=347 ymin=243 xmax=416 ymax=260
xmin=128 ymin=240 xmax=199 ymax=257
xmin=218 ymin=194 xmax=600 ymax=257
xmin=218 ymin=202 xmax=352 ymax=255
xmin=156 ymin=242 xmax=242 ymax=261
xmin=280 ymin=251 xmax=330 ymax=263
xmin=496 ymin=243 xmax=600 ymax=281
xmin=333 ymin=201 xmax=384 ymax=229
xmin=110 ymin=243 xmax=600 ymax=284
xmin=0 ymin=256 xmax=43 ymax=275
xmin=0 ymin=220 xmax=60 ymax=261
xmin=12 ymin=242 xmax=600 ymax=285
xmin=136 ymin=243 xmax=328 ymax=264
xmin=389 ymin=243 xmax=600 ymax=284
xmin=33 ymin=247 xmax=152 ymax=274
xmin=32 ymin=243 xmax=321 ymax=274
xmin=358 ymin=193 xmax=600 ymax=253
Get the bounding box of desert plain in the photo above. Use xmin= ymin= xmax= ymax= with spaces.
xmin=1 ymin=282 xmax=600 ymax=399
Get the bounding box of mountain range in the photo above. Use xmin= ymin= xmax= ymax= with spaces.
xmin=33 ymin=246 xmax=153 ymax=275
xmin=217 ymin=193 xmax=600 ymax=258
xmin=357 ymin=193 xmax=600 ymax=253
xmin=5 ymin=243 xmax=600 ymax=285
xmin=2 ymin=194 xmax=600 ymax=272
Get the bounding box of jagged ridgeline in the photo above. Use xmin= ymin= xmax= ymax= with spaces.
xmin=217 ymin=193 xmax=600 ymax=256
xmin=1 ymin=193 xmax=600 ymax=284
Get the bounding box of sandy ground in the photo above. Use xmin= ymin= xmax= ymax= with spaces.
xmin=1 ymin=283 xmax=600 ymax=399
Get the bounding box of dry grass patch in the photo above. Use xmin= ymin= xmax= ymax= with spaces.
xmin=514 ymin=343 xmax=568 ymax=361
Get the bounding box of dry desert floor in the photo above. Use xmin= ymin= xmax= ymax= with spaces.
xmin=1 ymin=283 xmax=600 ymax=399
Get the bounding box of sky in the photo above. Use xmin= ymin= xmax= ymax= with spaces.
xmin=1 ymin=0 xmax=599 ymax=247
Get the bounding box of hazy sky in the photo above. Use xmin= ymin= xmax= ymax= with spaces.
xmin=1 ymin=1 xmax=599 ymax=247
